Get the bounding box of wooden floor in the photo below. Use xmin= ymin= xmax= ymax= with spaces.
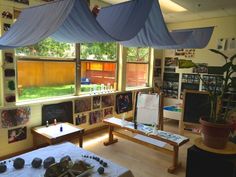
xmin=71 ymin=120 xmax=199 ymax=177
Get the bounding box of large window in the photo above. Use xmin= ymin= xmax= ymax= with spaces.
xmin=126 ymin=47 xmax=150 ymax=88
xmin=16 ymin=38 xmax=76 ymax=101
xmin=80 ymin=43 xmax=117 ymax=93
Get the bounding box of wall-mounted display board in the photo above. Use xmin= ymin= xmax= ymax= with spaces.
xmin=202 ymin=75 xmax=223 ymax=94
xmin=153 ymin=58 xmax=162 ymax=89
xmin=115 ymin=92 xmax=133 ymax=114
xmin=182 ymin=90 xmax=210 ymax=125
xmin=163 ymin=73 xmax=179 ymax=99
xmin=42 ymin=101 xmax=73 ymax=125
xmin=180 ymin=74 xmax=200 ymax=99
xmin=1 ymin=7 xmax=16 ymax=106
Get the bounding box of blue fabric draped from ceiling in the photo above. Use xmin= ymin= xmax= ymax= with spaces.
xmin=0 ymin=0 xmax=214 ymax=49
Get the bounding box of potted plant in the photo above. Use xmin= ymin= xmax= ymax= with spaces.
xmin=179 ymin=49 xmax=236 ymax=149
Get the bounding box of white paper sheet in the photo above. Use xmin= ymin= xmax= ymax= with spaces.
xmin=134 ymin=134 xmax=166 ymax=147
xmin=136 ymin=94 xmax=159 ymax=125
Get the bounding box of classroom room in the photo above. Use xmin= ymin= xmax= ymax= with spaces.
xmin=0 ymin=0 xmax=236 ymax=177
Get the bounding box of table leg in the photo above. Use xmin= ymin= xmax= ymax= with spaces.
xmin=104 ymin=125 xmax=118 ymax=146
xmin=32 ymin=135 xmax=38 ymax=149
xmin=79 ymin=134 xmax=83 ymax=148
xmin=168 ymin=146 xmax=181 ymax=173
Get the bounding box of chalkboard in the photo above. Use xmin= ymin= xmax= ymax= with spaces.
xmin=183 ymin=90 xmax=211 ymax=124
xmin=42 ymin=101 xmax=73 ymax=125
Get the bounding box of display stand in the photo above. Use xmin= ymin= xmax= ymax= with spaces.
xmin=186 ymin=139 xmax=236 ymax=177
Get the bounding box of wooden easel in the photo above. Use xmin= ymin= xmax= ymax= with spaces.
xmin=133 ymin=91 xmax=164 ymax=130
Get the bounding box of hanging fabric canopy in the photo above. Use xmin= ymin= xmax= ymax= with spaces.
xmin=0 ymin=0 xmax=214 ymax=49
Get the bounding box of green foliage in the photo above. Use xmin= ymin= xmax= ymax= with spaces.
xmin=80 ymin=42 xmax=117 ymax=60
xmin=127 ymin=47 xmax=149 ymax=62
xmin=179 ymin=49 xmax=236 ymax=123
xmin=16 ymin=38 xmax=74 ymax=58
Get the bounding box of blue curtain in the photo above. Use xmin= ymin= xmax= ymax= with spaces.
xmin=0 ymin=0 xmax=214 ymax=49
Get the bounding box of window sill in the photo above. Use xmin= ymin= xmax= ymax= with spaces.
xmin=14 ymin=87 xmax=152 ymax=107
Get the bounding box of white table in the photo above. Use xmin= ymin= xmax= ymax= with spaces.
xmin=1 ymin=142 xmax=134 ymax=177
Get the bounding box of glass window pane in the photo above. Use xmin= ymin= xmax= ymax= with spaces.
xmin=126 ymin=63 xmax=148 ymax=88
xmin=127 ymin=47 xmax=149 ymax=62
xmin=17 ymin=60 xmax=75 ymax=100
xmin=16 ymin=38 xmax=75 ymax=58
xmin=80 ymin=42 xmax=117 ymax=61
xmin=80 ymin=61 xmax=116 ymax=93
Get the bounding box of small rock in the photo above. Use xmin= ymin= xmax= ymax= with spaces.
xmin=31 ymin=158 xmax=42 ymax=168
xmin=0 ymin=164 xmax=7 ymax=173
xmin=13 ymin=158 xmax=25 ymax=170
xmin=43 ymin=157 xmax=55 ymax=169
xmin=97 ymin=166 xmax=104 ymax=174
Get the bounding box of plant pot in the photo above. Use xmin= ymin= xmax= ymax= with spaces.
xmin=200 ymin=118 xmax=232 ymax=149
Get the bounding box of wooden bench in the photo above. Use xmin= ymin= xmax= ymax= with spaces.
xmin=103 ymin=117 xmax=189 ymax=173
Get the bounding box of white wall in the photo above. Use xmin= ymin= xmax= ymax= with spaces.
xmin=162 ymin=15 xmax=236 ymax=106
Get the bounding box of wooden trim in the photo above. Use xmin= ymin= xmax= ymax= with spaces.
xmin=113 ymin=131 xmax=173 ymax=156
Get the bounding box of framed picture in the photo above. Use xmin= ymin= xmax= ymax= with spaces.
xmin=104 ymin=107 xmax=113 ymax=117
xmin=8 ymin=127 xmax=27 ymax=144
xmin=101 ymin=95 xmax=114 ymax=108
xmin=89 ymin=110 xmax=103 ymax=125
xmin=74 ymin=98 xmax=91 ymax=113
xmin=116 ymin=92 xmax=133 ymax=114
xmin=93 ymin=96 xmax=101 ymax=109
xmin=75 ymin=114 xmax=87 ymax=125
xmin=1 ymin=107 xmax=30 ymax=128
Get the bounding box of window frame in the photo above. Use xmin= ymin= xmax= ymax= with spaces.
xmin=79 ymin=43 xmax=119 ymax=95
xmin=125 ymin=47 xmax=152 ymax=89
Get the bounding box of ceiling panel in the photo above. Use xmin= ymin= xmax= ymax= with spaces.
xmin=101 ymin=0 xmax=236 ymax=23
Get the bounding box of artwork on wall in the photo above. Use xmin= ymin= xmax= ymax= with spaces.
xmin=101 ymin=95 xmax=114 ymax=108
xmin=4 ymin=69 xmax=15 ymax=77
xmin=8 ymin=126 xmax=27 ymax=144
xmin=2 ymin=11 xmax=13 ymax=19
xmin=5 ymin=95 xmax=16 ymax=103
xmin=164 ymin=57 xmax=178 ymax=67
xmin=164 ymin=67 xmax=176 ymax=73
xmin=4 ymin=53 xmax=14 ymax=64
xmin=3 ymin=23 xmax=11 ymax=32
xmin=74 ymin=98 xmax=91 ymax=113
xmin=202 ymin=75 xmax=223 ymax=94
xmin=153 ymin=58 xmax=162 ymax=89
xmin=175 ymin=49 xmax=195 ymax=58
xmin=104 ymin=107 xmax=113 ymax=117
xmin=75 ymin=114 xmax=87 ymax=125
xmin=163 ymin=73 xmax=179 ymax=99
xmin=93 ymin=96 xmax=101 ymax=109
xmin=11 ymin=0 xmax=29 ymax=5
xmin=0 ymin=107 xmax=30 ymax=128
xmin=89 ymin=110 xmax=103 ymax=125
xmin=226 ymin=37 xmax=236 ymax=50
xmin=180 ymin=74 xmax=200 ymax=99
xmin=116 ymin=92 xmax=133 ymax=114
xmin=193 ymin=63 xmax=208 ymax=73
xmin=42 ymin=101 xmax=73 ymax=125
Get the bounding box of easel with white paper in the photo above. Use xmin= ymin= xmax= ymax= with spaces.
xmin=135 ymin=92 xmax=164 ymax=131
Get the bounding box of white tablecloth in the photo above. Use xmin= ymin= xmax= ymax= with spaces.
xmin=1 ymin=142 xmax=134 ymax=177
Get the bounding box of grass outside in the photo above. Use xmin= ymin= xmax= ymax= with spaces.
xmin=19 ymin=84 xmax=102 ymax=100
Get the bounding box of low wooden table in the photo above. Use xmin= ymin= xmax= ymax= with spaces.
xmin=103 ymin=117 xmax=189 ymax=173
xmin=31 ymin=122 xmax=84 ymax=148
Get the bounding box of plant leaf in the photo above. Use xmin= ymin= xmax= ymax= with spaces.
xmin=230 ymin=54 xmax=236 ymax=62
xmin=232 ymin=64 xmax=236 ymax=71
xmin=222 ymin=62 xmax=231 ymax=72
xmin=209 ymin=49 xmax=228 ymax=60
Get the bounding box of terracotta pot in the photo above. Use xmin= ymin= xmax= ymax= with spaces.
xmin=200 ymin=118 xmax=232 ymax=149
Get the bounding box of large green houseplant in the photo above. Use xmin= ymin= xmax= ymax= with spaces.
xmin=179 ymin=49 xmax=236 ymax=149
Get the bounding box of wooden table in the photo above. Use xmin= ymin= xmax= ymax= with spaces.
xmin=31 ymin=122 xmax=84 ymax=148
xmin=103 ymin=117 xmax=189 ymax=173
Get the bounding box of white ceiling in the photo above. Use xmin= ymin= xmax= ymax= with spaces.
xmin=101 ymin=0 xmax=236 ymax=23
